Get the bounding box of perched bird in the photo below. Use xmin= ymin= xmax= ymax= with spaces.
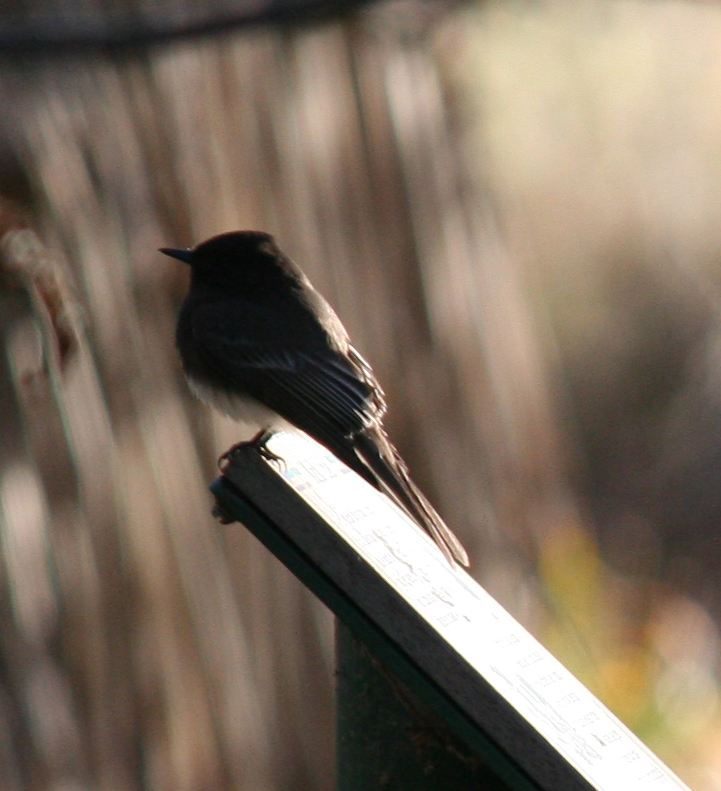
xmin=160 ymin=231 xmax=469 ymax=567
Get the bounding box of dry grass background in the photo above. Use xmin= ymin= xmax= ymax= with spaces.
xmin=1 ymin=0 xmax=721 ymax=788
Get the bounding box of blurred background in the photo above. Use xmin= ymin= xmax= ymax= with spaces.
xmin=1 ymin=0 xmax=721 ymax=788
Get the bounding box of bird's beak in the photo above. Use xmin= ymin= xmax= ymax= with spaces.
xmin=159 ymin=247 xmax=193 ymax=264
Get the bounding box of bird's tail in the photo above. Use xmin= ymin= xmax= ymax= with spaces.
xmin=352 ymin=428 xmax=469 ymax=567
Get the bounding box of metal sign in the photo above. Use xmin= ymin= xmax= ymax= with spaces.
xmin=212 ymin=431 xmax=690 ymax=791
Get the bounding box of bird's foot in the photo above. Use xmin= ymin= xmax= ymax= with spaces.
xmin=218 ymin=429 xmax=285 ymax=471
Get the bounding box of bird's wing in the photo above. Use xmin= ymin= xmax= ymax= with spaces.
xmin=190 ymin=301 xmax=378 ymax=444
xmin=347 ymin=345 xmax=387 ymax=420
xmin=191 ymin=302 xmax=469 ymax=567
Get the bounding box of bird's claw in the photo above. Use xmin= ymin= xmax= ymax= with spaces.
xmin=218 ymin=429 xmax=286 ymax=472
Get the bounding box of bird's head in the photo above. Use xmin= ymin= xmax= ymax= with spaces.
xmin=160 ymin=230 xmax=276 ymax=267
xmin=160 ymin=230 xmax=300 ymax=296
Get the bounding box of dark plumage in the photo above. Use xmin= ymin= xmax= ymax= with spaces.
xmin=161 ymin=230 xmax=469 ymax=567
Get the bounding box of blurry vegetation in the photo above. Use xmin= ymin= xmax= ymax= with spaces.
xmin=1 ymin=0 xmax=721 ymax=789
xmin=456 ymin=1 xmax=721 ymax=786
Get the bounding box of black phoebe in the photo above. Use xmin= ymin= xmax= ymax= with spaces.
xmin=160 ymin=231 xmax=469 ymax=567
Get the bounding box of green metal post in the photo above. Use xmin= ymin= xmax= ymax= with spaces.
xmin=336 ymin=621 xmax=511 ymax=790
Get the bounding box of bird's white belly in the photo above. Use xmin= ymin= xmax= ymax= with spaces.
xmin=187 ymin=377 xmax=294 ymax=432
